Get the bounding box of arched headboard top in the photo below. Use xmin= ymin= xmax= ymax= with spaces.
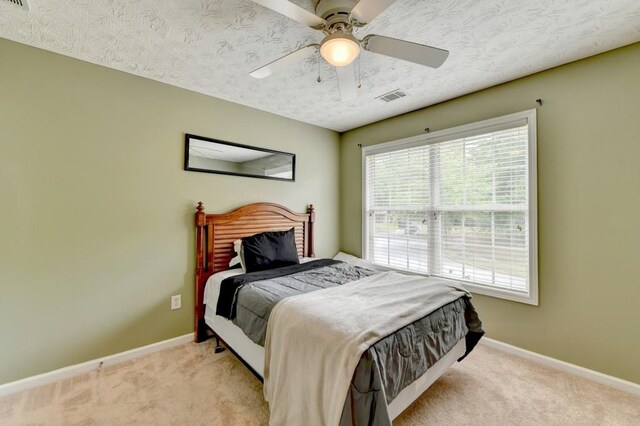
xmin=203 ymin=202 xmax=313 ymax=224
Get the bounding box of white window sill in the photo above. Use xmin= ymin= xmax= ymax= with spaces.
xmin=460 ymin=281 xmax=538 ymax=306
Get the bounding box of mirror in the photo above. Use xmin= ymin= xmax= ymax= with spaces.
xmin=184 ymin=134 xmax=295 ymax=181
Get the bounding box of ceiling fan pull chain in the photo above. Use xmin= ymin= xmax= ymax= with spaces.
xmin=317 ymin=54 xmax=322 ymax=83
xmin=357 ymin=55 xmax=362 ymax=89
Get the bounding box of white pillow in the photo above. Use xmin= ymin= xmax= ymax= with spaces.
xmin=229 ymin=255 xmax=241 ymax=268
xmin=229 ymin=239 xmax=246 ymax=270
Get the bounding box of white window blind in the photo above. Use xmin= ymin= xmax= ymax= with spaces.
xmin=364 ymin=110 xmax=537 ymax=304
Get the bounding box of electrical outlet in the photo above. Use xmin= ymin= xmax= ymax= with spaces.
xmin=171 ymin=295 xmax=182 ymax=310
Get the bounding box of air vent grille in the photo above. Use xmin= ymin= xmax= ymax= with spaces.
xmin=3 ymin=0 xmax=29 ymax=10
xmin=376 ymin=89 xmax=407 ymax=103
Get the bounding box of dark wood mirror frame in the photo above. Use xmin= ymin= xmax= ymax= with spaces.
xmin=184 ymin=133 xmax=296 ymax=182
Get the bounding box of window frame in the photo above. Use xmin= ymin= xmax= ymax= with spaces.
xmin=361 ymin=109 xmax=538 ymax=305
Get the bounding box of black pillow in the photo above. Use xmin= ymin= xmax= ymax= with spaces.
xmin=241 ymin=228 xmax=300 ymax=273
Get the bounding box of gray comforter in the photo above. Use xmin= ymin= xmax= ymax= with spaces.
xmin=221 ymin=260 xmax=483 ymax=425
xmin=233 ymin=261 xmax=375 ymax=345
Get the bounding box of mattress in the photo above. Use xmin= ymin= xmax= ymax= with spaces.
xmin=204 ymin=268 xmax=265 ymax=375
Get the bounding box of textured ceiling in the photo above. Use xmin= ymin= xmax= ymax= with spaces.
xmin=1 ymin=0 xmax=639 ymax=132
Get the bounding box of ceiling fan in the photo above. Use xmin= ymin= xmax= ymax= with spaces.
xmin=248 ymin=0 xmax=449 ymax=101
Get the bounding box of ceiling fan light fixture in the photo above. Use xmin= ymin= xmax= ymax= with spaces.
xmin=320 ymin=32 xmax=361 ymax=67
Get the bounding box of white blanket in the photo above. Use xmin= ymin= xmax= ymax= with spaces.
xmin=263 ymin=271 xmax=470 ymax=426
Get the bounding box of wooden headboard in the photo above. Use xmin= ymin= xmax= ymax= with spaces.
xmin=194 ymin=202 xmax=315 ymax=342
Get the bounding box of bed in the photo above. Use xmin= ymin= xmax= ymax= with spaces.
xmin=194 ymin=202 xmax=483 ymax=425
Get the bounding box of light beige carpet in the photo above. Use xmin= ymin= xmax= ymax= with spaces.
xmin=1 ymin=341 xmax=638 ymax=425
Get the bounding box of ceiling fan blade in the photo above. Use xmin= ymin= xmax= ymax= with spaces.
xmin=250 ymin=44 xmax=319 ymax=79
xmin=336 ymin=64 xmax=358 ymax=101
xmin=350 ymin=0 xmax=397 ymax=26
xmin=251 ymin=0 xmax=326 ymax=29
xmin=362 ymin=35 xmax=449 ymax=68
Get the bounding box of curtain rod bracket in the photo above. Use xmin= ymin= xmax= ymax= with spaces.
xmin=536 ymin=98 xmax=543 ymax=106
xmin=425 ymin=128 xmax=430 ymax=133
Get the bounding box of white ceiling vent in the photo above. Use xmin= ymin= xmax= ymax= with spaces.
xmin=3 ymin=0 xmax=29 ymax=10
xmin=376 ymin=89 xmax=407 ymax=103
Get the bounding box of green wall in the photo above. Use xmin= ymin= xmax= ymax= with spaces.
xmin=0 ymin=39 xmax=340 ymax=384
xmin=340 ymin=43 xmax=640 ymax=384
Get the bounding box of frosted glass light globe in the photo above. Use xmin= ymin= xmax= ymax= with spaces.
xmin=320 ymin=33 xmax=361 ymax=67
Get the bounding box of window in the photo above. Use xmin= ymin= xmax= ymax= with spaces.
xmin=363 ymin=110 xmax=538 ymax=304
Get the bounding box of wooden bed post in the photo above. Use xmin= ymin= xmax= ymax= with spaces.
xmin=195 ymin=202 xmax=207 ymax=343
xmin=307 ymin=204 xmax=315 ymax=258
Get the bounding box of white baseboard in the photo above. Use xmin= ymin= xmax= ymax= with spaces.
xmin=480 ymin=337 xmax=640 ymax=396
xmin=0 ymin=333 xmax=194 ymax=398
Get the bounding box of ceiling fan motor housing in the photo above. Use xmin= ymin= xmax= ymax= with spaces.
xmin=315 ymin=0 xmax=357 ymax=29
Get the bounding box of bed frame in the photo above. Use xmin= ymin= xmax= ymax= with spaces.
xmin=193 ymin=202 xmax=469 ymax=420
xmin=194 ymin=202 xmax=315 ymax=343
